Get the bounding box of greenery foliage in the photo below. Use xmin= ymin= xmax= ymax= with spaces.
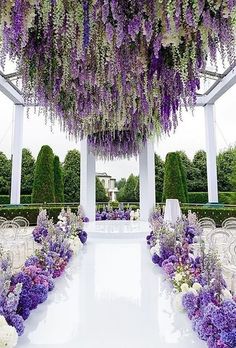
xmin=21 ymin=148 xmax=35 ymax=194
xmin=162 ymin=152 xmax=187 ymax=203
xmin=177 ymin=154 xmax=189 ymax=203
xmin=63 ymin=150 xmax=80 ymax=203
xmin=217 ymin=147 xmax=236 ymax=191
xmin=117 ymin=178 xmax=126 ymax=190
xmin=117 ymin=174 xmax=139 ymax=202
xmin=32 ymin=145 xmax=55 ymax=203
xmin=53 ymin=156 xmax=64 ymax=203
xmin=96 ymin=177 xmax=109 ymax=202
xmin=0 ymin=195 xmax=32 ymax=204
xmin=155 ymin=154 xmax=164 ymax=202
xmin=0 ymin=205 xmax=235 ymax=227
xmin=182 ymin=206 xmax=236 ymax=227
xmin=0 ymin=152 xmax=11 ymax=195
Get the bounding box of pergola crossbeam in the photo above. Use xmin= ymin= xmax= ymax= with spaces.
xmin=0 ymin=72 xmax=24 ymax=105
xmin=196 ymin=63 xmax=236 ymax=106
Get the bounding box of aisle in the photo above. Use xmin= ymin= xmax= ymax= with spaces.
xmin=17 ymin=237 xmax=206 ymax=348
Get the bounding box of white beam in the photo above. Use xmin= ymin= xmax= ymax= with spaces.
xmin=204 ymin=104 xmax=219 ymax=203
xmin=0 ymin=74 xmax=24 ymax=105
xmin=80 ymin=138 xmax=96 ymax=221
xmin=10 ymin=105 xmax=24 ymax=205
xmin=196 ymin=65 xmax=236 ymax=106
xmin=139 ymin=139 xmax=156 ymax=221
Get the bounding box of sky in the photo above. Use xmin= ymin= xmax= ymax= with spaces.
xmin=0 ymin=83 xmax=236 ymax=180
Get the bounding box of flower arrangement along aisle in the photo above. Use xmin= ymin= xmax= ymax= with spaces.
xmin=0 ymin=207 xmax=87 ymax=346
xmin=95 ymin=208 xmax=140 ymax=221
xmin=146 ymin=211 xmax=236 ymax=348
xmin=1 ymin=2 xmax=236 ymax=159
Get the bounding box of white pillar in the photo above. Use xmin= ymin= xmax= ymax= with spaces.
xmin=10 ymin=104 xmax=24 ymax=205
xmin=139 ymin=139 xmax=156 ymax=221
xmin=204 ymin=104 xmax=219 ymax=203
xmin=80 ymin=137 xmax=96 ymax=221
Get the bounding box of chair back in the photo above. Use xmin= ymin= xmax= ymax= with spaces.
xmin=13 ymin=216 xmax=29 ymax=227
xmin=0 ymin=221 xmax=19 ymax=240
xmin=199 ymin=217 xmax=216 ymax=230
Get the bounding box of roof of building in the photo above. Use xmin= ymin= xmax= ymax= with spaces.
xmin=96 ymin=172 xmax=111 ymax=178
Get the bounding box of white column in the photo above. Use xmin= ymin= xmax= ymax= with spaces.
xmin=204 ymin=104 xmax=219 ymax=203
xmin=80 ymin=137 xmax=96 ymax=221
xmin=10 ymin=104 xmax=24 ymax=205
xmin=139 ymin=139 xmax=156 ymax=221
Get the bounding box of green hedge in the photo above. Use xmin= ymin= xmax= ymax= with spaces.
xmin=182 ymin=206 xmax=236 ymax=226
xmin=0 ymin=205 xmax=79 ymax=225
xmin=0 ymin=195 xmax=32 ymax=204
xmin=188 ymin=192 xmax=236 ymax=204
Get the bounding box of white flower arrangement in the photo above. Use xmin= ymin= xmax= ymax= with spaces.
xmin=0 ymin=316 xmax=18 ymax=348
xmin=69 ymin=236 xmax=83 ymax=255
xmin=150 ymin=242 xmax=161 ymax=257
xmin=221 ymin=288 xmax=233 ymax=300
xmin=172 ymin=292 xmax=185 ymax=312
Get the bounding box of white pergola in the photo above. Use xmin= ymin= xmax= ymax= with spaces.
xmin=1 ymin=63 xmax=236 ymax=220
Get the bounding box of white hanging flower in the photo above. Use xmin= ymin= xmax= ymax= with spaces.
xmin=221 ymin=288 xmax=233 ymax=300
xmin=130 ymin=210 xmax=135 ymax=221
xmin=192 ymin=283 xmax=202 ymax=292
xmin=150 ymin=247 xmax=156 ymax=257
xmin=180 ymin=283 xmax=189 ymax=293
xmin=69 ymin=236 xmax=83 ymax=255
xmin=0 ymin=321 xmax=18 ymax=348
xmin=175 ymin=273 xmax=183 ymax=282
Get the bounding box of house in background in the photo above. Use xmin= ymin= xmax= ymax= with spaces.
xmin=96 ymin=173 xmax=119 ymax=201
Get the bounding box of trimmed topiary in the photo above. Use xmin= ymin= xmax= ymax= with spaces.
xmin=32 ymin=145 xmax=55 ymax=203
xmin=63 ymin=150 xmax=80 ymax=203
xmin=53 ymin=156 xmax=64 ymax=203
xmin=162 ymin=152 xmax=186 ymax=203
xmin=177 ymin=155 xmax=189 ymax=203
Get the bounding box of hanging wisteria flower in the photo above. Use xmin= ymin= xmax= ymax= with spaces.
xmin=1 ymin=1 xmax=236 ymax=158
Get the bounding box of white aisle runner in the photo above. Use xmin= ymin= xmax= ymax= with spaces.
xmin=17 ymin=237 xmax=206 ymax=348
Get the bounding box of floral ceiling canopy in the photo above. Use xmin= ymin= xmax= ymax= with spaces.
xmin=0 ymin=0 xmax=236 ymax=159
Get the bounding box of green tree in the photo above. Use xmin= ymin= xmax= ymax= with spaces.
xmin=121 ymin=174 xmax=139 ymax=202
xmin=192 ymin=150 xmax=208 ymax=192
xmin=32 ymin=145 xmax=55 ymax=203
xmin=217 ymin=147 xmax=236 ymax=191
xmin=21 ymin=148 xmax=35 ymax=195
xmin=162 ymin=152 xmax=186 ymax=202
xmin=230 ymin=150 xmax=236 ymax=191
xmin=117 ymin=178 xmax=126 ymax=190
xmin=155 ymin=154 xmax=164 ymax=201
xmin=63 ymin=150 xmax=80 ymax=202
xmin=176 ymin=151 xmax=195 ymax=192
xmin=0 ymin=152 xmax=11 ymax=195
xmin=177 ymin=155 xmax=188 ymax=203
xmin=54 ymin=156 xmax=64 ymax=203
xmin=96 ymin=177 xmax=109 ymax=202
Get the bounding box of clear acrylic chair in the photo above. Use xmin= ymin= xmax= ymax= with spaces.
xmin=0 ymin=217 xmax=7 ymax=227
xmin=205 ymin=228 xmax=233 ymax=265
xmin=199 ymin=217 xmax=216 ymax=230
xmin=0 ymin=221 xmax=27 ymax=269
xmin=222 ymin=217 xmax=236 ymax=232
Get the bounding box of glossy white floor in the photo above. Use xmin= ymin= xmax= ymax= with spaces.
xmin=17 ymin=222 xmax=206 ymax=348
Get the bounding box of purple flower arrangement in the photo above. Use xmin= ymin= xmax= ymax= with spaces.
xmin=0 ymin=207 xmax=88 ymax=338
xmin=1 ymin=2 xmax=236 ymax=158
xmin=147 ymin=211 xmax=236 ymax=348
xmin=96 ymin=209 xmax=131 ymax=221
